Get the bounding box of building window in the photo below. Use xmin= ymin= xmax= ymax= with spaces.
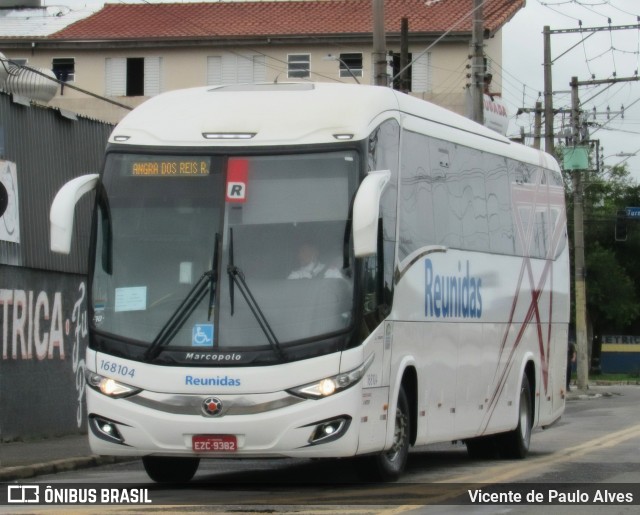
xmin=52 ymin=58 xmax=75 ymax=82
xmin=105 ymin=57 xmax=162 ymax=97
xmin=339 ymin=53 xmax=363 ymax=78
xmin=391 ymin=52 xmax=412 ymax=91
xmin=411 ymin=53 xmax=432 ymax=94
xmin=207 ymin=54 xmax=266 ymax=85
xmin=126 ymin=57 xmax=144 ymax=96
xmin=391 ymin=52 xmax=432 ymax=93
xmin=287 ymin=54 xmax=310 ymax=79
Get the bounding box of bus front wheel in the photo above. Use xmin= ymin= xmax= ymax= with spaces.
xmin=142 ymin=456 xmax=200 ymax=483
xmin=360 ymin=387 xmax=410 ymax=481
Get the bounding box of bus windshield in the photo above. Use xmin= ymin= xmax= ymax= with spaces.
xmin=91 ymin=150 xmax=358 ymax=362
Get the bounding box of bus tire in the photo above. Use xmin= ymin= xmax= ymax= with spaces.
xmin=142 ymin=456 xmax=200 ymax=483
xmin=360 ymin=386 xmax=410 ymax=481
xmin=500 ymin=374 xmax=532 ymax=459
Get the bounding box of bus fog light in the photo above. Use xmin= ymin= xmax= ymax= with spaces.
xmin=308 ymin=416 xmax=351 ymax=445
xmin=89 ymin=414 xmax=125 ymax=444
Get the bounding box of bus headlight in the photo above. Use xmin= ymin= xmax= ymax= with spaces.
xmin=287 ymin=354 xmax=374 ymax=400
xmin=87 ymin=372 xmax=141 ymax=398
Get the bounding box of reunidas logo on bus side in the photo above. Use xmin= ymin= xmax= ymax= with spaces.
xmin=425 ymin=259 xmax=482 ymax=318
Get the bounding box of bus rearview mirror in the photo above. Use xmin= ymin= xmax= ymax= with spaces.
xmin=50 ymin=173 xmax=100 ymax=254
xmin=352 ymin=170 xmax=390 ymax=258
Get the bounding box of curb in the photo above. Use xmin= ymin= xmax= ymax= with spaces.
xmin=0 ymin=456 xmax=134 ymax=482
xmin=566 ymin=385 xmax=627 ymax=401
xmin=566 ymin=392 xmax=604 ymax=401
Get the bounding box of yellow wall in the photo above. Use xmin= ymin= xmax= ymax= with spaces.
xmin=2 ymin=30 xmax=503 ymax=124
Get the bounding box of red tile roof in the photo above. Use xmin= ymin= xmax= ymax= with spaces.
xmin=50 ymin=0 xmax=524 ymax=41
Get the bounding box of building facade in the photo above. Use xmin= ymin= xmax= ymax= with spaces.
xmin=1 ymin=0 xmax=523 ymax=124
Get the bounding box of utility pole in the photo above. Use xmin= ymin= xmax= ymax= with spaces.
xmin=399 ymin=17 xmax=409 ymax=92
xmin=533 ymin=101 xmax=542 ymax=150
xmin=372 ymin=0 xmax=388 ymax=86
xmin=540 ymin=23 xmax=640 ymax=391
xmin=543 ymin=23 xmax=640 ymax=155
xmin=572 ymin=74 xmax=638 ymax=390
xmin=515 ymin=103 xmax=544 ymax=146
xmin=570 ymin=76 xmax=589 ymax=391
xmin=471 ymin=0 xmax=484 ymax=124
xmin=543 ymin=26 xmax=554 ymax=155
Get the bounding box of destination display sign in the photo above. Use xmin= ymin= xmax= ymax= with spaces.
xmin=128 ymin=157 xmax=210 ymax=177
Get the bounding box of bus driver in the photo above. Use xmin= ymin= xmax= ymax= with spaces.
xmin=288 ymin=243 xmax=341 ymax=279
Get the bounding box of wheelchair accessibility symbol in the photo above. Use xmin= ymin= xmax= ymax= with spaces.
xmin=192 ymin=324 xmax=214 ymax=347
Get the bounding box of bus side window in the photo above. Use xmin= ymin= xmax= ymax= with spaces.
xmin=363 ymin=254 xmax=378 ymax=313
xmin=361 ymin=219 xmax=386 ymax=335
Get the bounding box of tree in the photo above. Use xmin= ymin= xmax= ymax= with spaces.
xmin=571 ymin=158 xmax=640 ymax=335
xmin=585 ymin=242 xmax=639 ymax=330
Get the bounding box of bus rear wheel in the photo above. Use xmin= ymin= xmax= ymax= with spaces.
xmin=360 ymin=387 xmax=410 ymax=481
xmin=142 ymin=456 xmax=200 ymax=483
xmin=499 ymin=374 xmax=532 ymax=459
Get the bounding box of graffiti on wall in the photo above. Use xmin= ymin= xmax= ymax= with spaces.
xmin=0 ymin=279 xmax=87 ymax=428
xmin=0 ymin=160 xmax=20 ymax=243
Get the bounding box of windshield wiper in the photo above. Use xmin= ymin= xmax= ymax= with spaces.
xmin=208 ymin=232 xmax=220 ymax=321
xmin=227 ymin=227 xmax=285 ymax=361
xmin=143 ymin=233 xmax=219 ymax=362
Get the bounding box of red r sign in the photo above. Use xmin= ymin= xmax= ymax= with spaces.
xmin=226 ymin=159 xmax=248 ymax=203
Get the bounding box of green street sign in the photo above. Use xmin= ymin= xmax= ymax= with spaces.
xmin=563 ymin=146 xmax=589 ymax=170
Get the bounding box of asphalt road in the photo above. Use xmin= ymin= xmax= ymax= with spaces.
xmin=5 ymin=384 xmax=640 ymax=514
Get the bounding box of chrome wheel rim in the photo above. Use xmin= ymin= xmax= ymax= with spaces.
xmin=386 ymin=403 xmax=408 ymax=462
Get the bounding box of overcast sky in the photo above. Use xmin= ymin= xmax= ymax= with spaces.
xmin=503 ymin=0 xmax=640 ymax=179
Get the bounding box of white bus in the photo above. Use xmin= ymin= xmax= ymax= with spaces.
xmin=50 ymin=83 xmax=569 ymax=482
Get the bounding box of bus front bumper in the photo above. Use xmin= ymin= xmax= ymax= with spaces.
xmin=86 ymin=384 xmax=362 ymax=459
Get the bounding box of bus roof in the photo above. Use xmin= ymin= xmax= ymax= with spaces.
xmin=110 ymin=82 xmax=559 ymax=172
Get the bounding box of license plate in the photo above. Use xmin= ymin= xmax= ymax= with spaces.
xmin=192 ymin=434 xmax=237 ymax=452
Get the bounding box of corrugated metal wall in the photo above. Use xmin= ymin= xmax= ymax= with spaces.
xmin=0 ymin=91 xmax=113 ymax=273
xmin=0 ymin=92 xmax=114 ymax=440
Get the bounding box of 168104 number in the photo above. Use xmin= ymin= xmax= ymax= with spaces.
xmin=100 ymin=359 xmax=136 ymax=379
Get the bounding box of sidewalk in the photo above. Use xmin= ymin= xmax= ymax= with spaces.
xmin=0 ymin=433 xmax=129 ymax=482
xmin=0 ymin=385 xmax=619 ymax=482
